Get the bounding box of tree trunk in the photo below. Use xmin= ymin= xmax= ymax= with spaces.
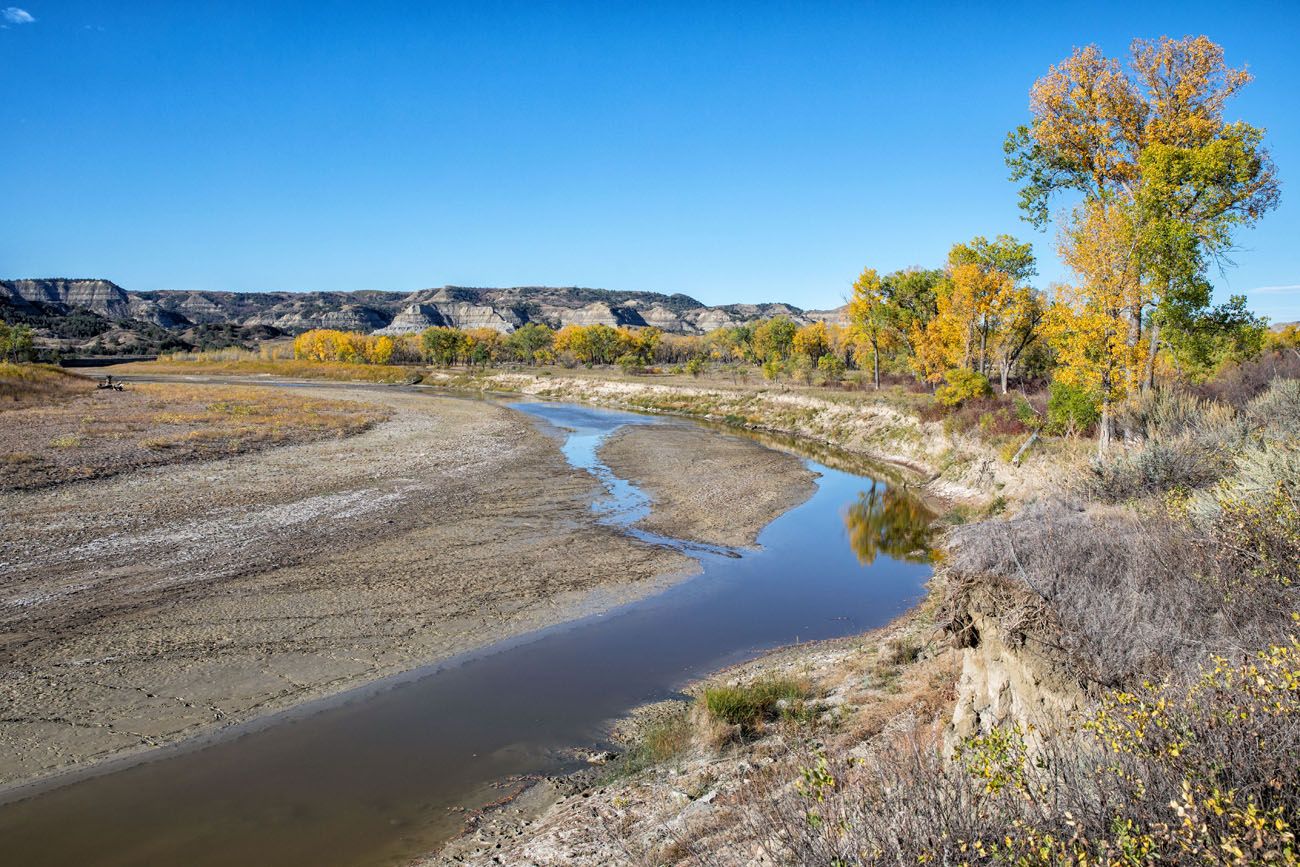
xmin=1097 ymin=399 xmax=1112 ymax=459
xmin=872 ymin=338 xmax=880 ymax=390
xmin=1000 ymin=361 xmax=1009 ymax=394
xmin=1125 ymin=308 xmax=1143 ymax=395
xmin=1142 ymin=321 xmax=1160 ymax=392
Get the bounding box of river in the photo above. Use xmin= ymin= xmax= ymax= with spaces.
xmin=0 ymin=398 xmax=932 ymax=866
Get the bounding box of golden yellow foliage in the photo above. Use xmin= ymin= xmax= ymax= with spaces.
xmin=1028 ymin=44 xmax=1145 ymax=197
xmin=792 ymin=321 xmax=829 ymax=361
xmin=291 ymin=329 xmax=398 ymax=365
xmin=1048 ymin=200 xmax=1149 ymax=449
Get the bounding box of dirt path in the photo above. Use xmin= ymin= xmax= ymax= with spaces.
xmin=599 ymin=424 xmax=818 ymax=547
xmin=0 ymin=387 xmax=696 ymax=791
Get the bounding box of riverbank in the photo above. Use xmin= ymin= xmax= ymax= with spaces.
xmin=423 ymin=365 xmax=1300 ymax=864
xmin=0 ymin=374 xmax=386 ymax=490
xmin=112 ymin=358 xmax=1060 ymax=506
xmin=429 ymin=579 xmax=956 ymax=866
xmin=0 ymin=382 xmax=815 ymax=794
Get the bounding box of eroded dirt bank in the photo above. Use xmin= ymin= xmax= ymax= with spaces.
xmin=0 ymin=388 xmax=704 ymax=791
xmin=599 ymin=424 xmax=818 ymax=547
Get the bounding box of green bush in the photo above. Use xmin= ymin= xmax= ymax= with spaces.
xmin=1013 ymin=394 xmax=1039 ymax=428
xmin=817 ymin=353 xmax=846 ymax=381
xmin=935 ymin=368 xmax=991 ymax=407
xmin=1045 ymin=380 xmax=1099 ymax=435
xmin=702 ymin=677 xmax=810 ymax=735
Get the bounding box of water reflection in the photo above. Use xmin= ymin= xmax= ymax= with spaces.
xmin=0 ymin=402 xmax=935 ymax=867
xmin=844 ymin=481 xmax=933 ymax=565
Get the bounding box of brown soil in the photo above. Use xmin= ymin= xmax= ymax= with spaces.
xmin=0 ymin=380 xmax=386 ymax=491
xmin=0 ymin=385 xmax=697 ymax=790
xmin=598 ymin=424 xmax=818 ymax=547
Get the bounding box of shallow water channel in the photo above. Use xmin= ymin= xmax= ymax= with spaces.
xmin=0 ymin=399 xmax=933 ymax=866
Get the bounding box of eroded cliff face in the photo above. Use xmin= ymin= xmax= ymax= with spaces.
xmin=2 ymin=278 xmax=848 ymax=342
xmin=2 ymin=279 xmax=133 ymax=318
xmin=946 ymin=584 xmax=1089 ymax=748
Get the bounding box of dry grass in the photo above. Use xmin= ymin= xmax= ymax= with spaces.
xmin=687 ymin=637 xmax=1300 ymax=867
xmin=0 ymin=363 xmax=93 ymax=407
xmin=0 ymin=381 xmax=388 ymax=490
xmin=942 ymin=497 xmax=1298 ymax=690
xmin=111 ymin=357 xmax=421 ymax=384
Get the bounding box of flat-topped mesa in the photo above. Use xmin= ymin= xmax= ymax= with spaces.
xmin=1 ymin=278 xmax=850 ymax=352
xmin=1 ymin=278 xmax=133 ymax=319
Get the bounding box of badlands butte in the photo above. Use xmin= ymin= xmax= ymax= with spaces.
xmin=0 ymin=278 xmax=846 ymax=356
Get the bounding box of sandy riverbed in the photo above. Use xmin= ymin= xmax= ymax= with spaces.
xmin=599 ymin=424 xmax=818 ymax=547
xmin=0 ymin=385 xmax=814 ymax=793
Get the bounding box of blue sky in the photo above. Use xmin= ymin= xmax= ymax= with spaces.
xmin=4 ymin=1 xmax=1299 ymax=321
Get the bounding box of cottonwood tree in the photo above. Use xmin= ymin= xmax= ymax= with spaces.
xmin=911 ymin=236 xmax=1041 ymax=392
xmin=751 ymin=316 xmax=798 ymax=362
xmin=1008 ymin=35 xmax=1279 ymax=413
xmin=1047 ymin=199 xmax=1147 ymax=455
xmin=792 ymin=321 xmax=830 ymax=363
xmin=847 ymin=267 xmax=892 ymax=389
xmin=0 ymin=324 xmax=34 ymax=363
xmin=420 ymin=326 xmax=469 ymax=367
xmin=505 ymin=322 xmax=555 ymax=364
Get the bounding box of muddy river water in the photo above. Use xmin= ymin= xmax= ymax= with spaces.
xmin=0 ymin=398 xmax=932 ymax=866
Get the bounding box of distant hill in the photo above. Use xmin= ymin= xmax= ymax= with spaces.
xmin=0 ymin=279 xmax=847 ymax=355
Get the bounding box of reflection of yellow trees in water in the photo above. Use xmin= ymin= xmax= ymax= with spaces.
xmin=844 ymin=482 xmax=933 ymax=565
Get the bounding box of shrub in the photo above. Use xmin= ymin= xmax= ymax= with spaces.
xmin=1013 ymin=394 xmax=1040 ymax=428
xmin=1191 ymin=444 xmax=1300 ymax=591
xmin=1044 ymin=380 xmax=1099 ymax=435
xmin=1089 ymin=386 xmax=1271 ymax=503
xmin=944 ymin=499 xmax=1296 ymax=686
xmin=816 ymin=353 xmax=846 ymax=382
xmin=1194 ymin=348 xmax=1300 ymax=407
xmin=1088 ymin=439 xmax=1227 ymax=501
xmin=935 ymin=368 xmax=991 ymax=407
xmin=1245 ymin=376 xmax=1300 ymax=438
xmin=611 ymin=705 xmax=694 ymax=778
xmin=927 ymin=395 xmax=1032 ymax=438
xmin=685 ymin=356 xmax=706 ymax=378
xmin=704 ymin=640 xmax=1300 ymax=867
xmin=701 ymin=677 xmax=811 ymax=736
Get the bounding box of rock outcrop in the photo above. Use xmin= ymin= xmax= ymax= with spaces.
xmin=2 ymin=278 xmax=848 ymax=353
xmin=2 ymin=279 xmax=134 ymax=319
xmin=945 ymin=582 xmax=1089 ymax=750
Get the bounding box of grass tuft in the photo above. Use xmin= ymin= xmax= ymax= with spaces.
xmin=701 ymin=677 xmax=812 ymax=736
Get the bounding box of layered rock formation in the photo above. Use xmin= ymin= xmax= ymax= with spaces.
xmin=1 ymin=278 xmax=849 ymax=354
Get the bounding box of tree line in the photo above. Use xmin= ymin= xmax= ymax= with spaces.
xmin=287 ymin=36 xmax=1292 ymax=454
xmin=847 ymin=35 xmax=1287 ymax=450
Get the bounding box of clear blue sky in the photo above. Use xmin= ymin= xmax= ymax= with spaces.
xmin=4 ymin=1 xmax=1298 ymax=320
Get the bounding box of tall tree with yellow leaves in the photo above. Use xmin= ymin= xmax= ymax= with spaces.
xmin=847 ymin=267 xmax=893 ymax=389
xmin=792 ymin=321 xmax=830 ymax=362
xmin=910 ymin=236 xmax=1040 ymax=392
xmin=1048 ymin=199 xmax=1148 ymax=455
xmin=1007 ymin=35 xmax=1279 ymax=392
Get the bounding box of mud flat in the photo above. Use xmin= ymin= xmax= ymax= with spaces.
xmin=0 ymin=386 xmax=702 ymax=790
xmin=598 ymin=424 xmax=818 ymax=547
